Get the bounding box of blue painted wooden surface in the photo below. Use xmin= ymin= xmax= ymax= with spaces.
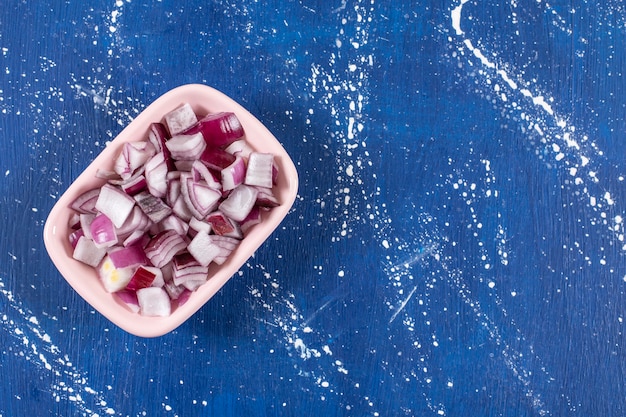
xmin=1 ymin=0 xmax=626 ymax=415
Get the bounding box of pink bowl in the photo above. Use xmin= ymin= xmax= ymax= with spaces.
xmin=43 ymin=84 xmax=298 ymax=337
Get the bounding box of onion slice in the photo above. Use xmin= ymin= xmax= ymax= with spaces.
xmin=182 ymin=111 xmax=244 ymax=147
xmin=144 ymin=230 xmax=187 ymax=268
xmin=245 ymin=152 xmax=274 ymax=188
xmin=137 ymin=287 xmax=172 ymax=317
xmin=164 ymin=103 xmax=198 ymax=136
xmin=95 ymin=184 xmax=136 ymax=228
xmin=187 ymin=231 xmax=221 ymax=266
xmin=218 ymin=184 xmax=259 ymax=222
xmin=165 ymin=132 xmax=207 ymax=161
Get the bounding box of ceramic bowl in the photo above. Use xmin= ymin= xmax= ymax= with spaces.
xmin=43 ymin=84 xmax=298 ymax=337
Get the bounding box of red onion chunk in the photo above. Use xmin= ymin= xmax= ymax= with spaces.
xmin=166 ymin=132 xmax=207 ymax=161
xmin=176 ymin=289 xmax=193 ymax=306
xmin=137 ymin=287 xmax=172 ymax=317
xmin=144 ymin=153 xmax=169 ymax=198
xmin=206 ymin=211 xmax=240 ymax=237
xmin=126 ymin=266 xmax=157 ymax=291
xmin=224 ymin=139 xmax=253 ymax=158
xmin=240 ymin=205 xmax=262 ymax=233
xmin=245 ymin=152 xmax=274 ymax=188
xmin=164 ymin=280 xmax=185 ymax=300
xmin=134 ymin=191 xmax=172 ymax=223
xmin=69 ymin=188 xmax=100 ymax=214
xmin=199 ymin=146 xmax=236 ymax=171
xmin=123 ymin=230 xmax=148 ymax=247
xmin=209 ymin=235 xmax=240 ymax=265
xmin=115 ymin=290 xmax=140 ymax=313
xmin=80 ymin=213 xmax=96 ymax=240
xmin=98 ymin=255 xmax=136 ymax=292
xmin=167 ymin=178 xmax=182 ymax=207
xmin=218 ymin=184 xmax=259 ymax=222
xmin=115 ymin=206 xmax=151 ymax=238
xmin=158 ymin=214 xmax=189 ymax=236
xmin=164 ymin=103 xmax=198 ymax=136
xmin=114 ymin=141 xmax=156 ymax=180
xmin=121 ymin=174 xmax=148 ymax=196
xmin=95 ymin=184 xmax=136 ymax=228
xmin=182 ymin=112 xmax=244 ymax=147
xmin=254 ymin=186 xmax=281 ymax=208
xmin=147 ymin=266 xmax=165 ymax=288
xmin=69 ymin=213 xmax=81 ymax=229
xmin=69 ymin=228 xmax=85 ymax=248
xmin=191 ymin=159 xmax=221 ymax=190
xmin=108 ymin=243 xmax=149 ymax=269
xmin=144 ymin=229 xmax=187 ymax=268
xmin=221 ymin=156 xmax=246 ymax=191
xmin=187 ymin=231 xmax=222 ymax=266
xmin=72 ymin=236 xmax=107 ymax=267
xmin=171 ymin=194 xmax=194 ymax=222
xmin=172 ymin=253 xmax=210 ymax=284
xmin=182 ymin=280 xmax=207 ymax=291
xmin=180 ymin=175 xmax=221 ymax=220
xmin=188 ymin=216 xmax=212 ymax=234
xmin=90 ymin=213 xmax=119 ymax=248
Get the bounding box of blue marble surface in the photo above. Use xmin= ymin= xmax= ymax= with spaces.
xmin=1 ymin=0 xmax=626 ymax=415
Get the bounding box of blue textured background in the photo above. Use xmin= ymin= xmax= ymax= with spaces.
xmin=2 ymin=0 xmax=626 ymax=415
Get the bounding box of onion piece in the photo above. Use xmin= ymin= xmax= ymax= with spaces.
xmin=148 ymin=122 xmax=176 ymax=171
xmin=158 ymin=214 xmax=189 ymax=236
xmin=126 ymin=266 xmax=157 ymax=291
xmin=115 ymin=206 xmax=151 ymax=239
xmin=90 ymin=213 xmax=118 ymax=248
xmin=180 ymin=174 xmax=221 ymax=220
xmin=69 ymin=188 xmax=100 ymax=214
xmin=137 ymin=287 xmax=172 ymax=317
xmin=164 ymin=103 xmax=198 ymax=136
xmin=254 ymin=186 xmax=280 ymax=208
xmin=134 ymin=191 xmax=172 ymax=223
xmin=165 ymin=132 xmax=207 ymax=161
xmin=245 ymin=152 xmax=274 ymax=188
xmin=221 ymin=156 xmax=246 ymax=191
xmin=121 ymin=174 xmax=148 ymax=196
xmin=72 ymin=236 xmax=107 ymax=267
xmin=144 ymin=153 xmax=169 ymax=198
xmin=177 ymin=289 xmax=193 ymax=306
xmin=187 ymin=231 xmax=221 ymax=266
xmin=218 ymin=184 xmax=259 ymax=222
xmin=172 ymin=253 xmax=210 ymax=284
xmin=209 ymin=235 xmax=240 ymax=265
xmin=144 ymin=229 xmax=187 ymax=268
xmin=114 ymin=141 xmax=156 ymax=180
xmin=108 ymin=243 xmax=149 ymax=269
xmin=164 ymin=280 xmax=185 ymax=300
xmin=95 ymin=184 xmax=136 ymax=228
xmin=115 ymin=290 xmax=140 ymax=313
xmin=188 ymin=216 xmax=212 ymax=234
xmin=69 ymin=228 xmax=85 ymax=248
xmin=199 ymin=146 xmax=236 ymax=171
xmin=98 ymin=255 xmax=135 ymax=292
xmin=191 ymin=160 xmax=221 ymax=190
xmin=182 ymin=112 xmax=244 ymax=147
xmin=171 ymin=194 xmax=194 ymax=222
xmin=80 ymin=213 xmax=96 ymax=240
xmin=69 ymin=213 xmax=81 ymax=229
xmin=240 ymin=205 xmax=262 ymax=233
xmin=206 ymin=211 xmax=242 ymax=238
xmin=224 ymin=139 xmax=253 ymax=158
xmin=147 ymin=266 xmax=165 ymax=288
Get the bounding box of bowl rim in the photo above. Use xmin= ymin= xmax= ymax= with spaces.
xmin=43 ymin=83 xmax=298 ymax=337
